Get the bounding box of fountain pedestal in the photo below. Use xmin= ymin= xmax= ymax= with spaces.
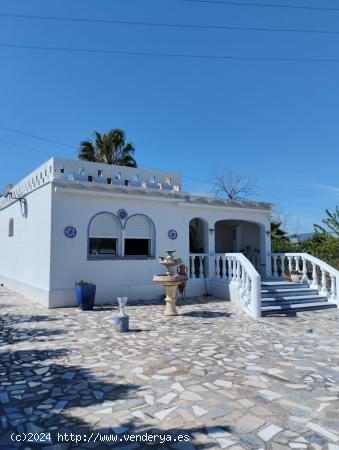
xmin=153 ymin=274 xmax=187 ymax=315
xmin=153 ymin=250 xmax=188 ymax=316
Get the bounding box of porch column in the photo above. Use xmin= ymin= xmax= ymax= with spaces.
xmin=235 ymin=224 xmax=243 ymax=252
xmin=260 ymin=225 xmax=271 ymax=278
xmin=207 ymin=226 xmax=215 ymax=279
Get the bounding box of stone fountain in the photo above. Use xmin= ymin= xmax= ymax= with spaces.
xmin=153 ymin=250 xmax=188 ymax=316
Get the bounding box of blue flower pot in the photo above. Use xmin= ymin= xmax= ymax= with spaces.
xmin=75 ymin=284 xmax=96 ymax=310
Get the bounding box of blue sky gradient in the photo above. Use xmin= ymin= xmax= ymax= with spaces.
xmin=0 ymin=0 xmax=338 ymax=232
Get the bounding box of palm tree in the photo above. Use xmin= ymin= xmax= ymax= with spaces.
xmin=314 ymin=206 xmax=339 ymax=237
xmin=78 ymin=129 xmax=137 ymax=167
xmin=271 ymin=221 xmax=288 ymax=241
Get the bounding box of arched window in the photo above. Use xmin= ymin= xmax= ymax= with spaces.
xmin=88 ymin=213 xmax=121 ymax=259
xmin=124 ymin=215 xmax=155 ymax=257
xmin=8 ymin=218 xmax=14 ymax=237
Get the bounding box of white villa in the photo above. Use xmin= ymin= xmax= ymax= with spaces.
xmin=0 ymin=157 xmax=338 ymax=318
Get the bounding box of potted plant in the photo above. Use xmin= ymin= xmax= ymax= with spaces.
xmin=75 ymin=280 xmax=96 ymax=310
xmin=290 ymin=270 xmax=303 ymax=283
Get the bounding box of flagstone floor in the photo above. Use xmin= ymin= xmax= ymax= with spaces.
xmin=1 ymin=287 xmax=339 ymax=450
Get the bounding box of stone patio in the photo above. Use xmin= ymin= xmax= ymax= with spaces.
xmin=1 ymin=287 xmax=339 ymax=450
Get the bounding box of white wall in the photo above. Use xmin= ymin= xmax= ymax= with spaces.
xmin=0 ymin=184 xmax=52 ymax=305
xmin=238 ymin=223 xmax=260 ymax=251
xmin=49 ymin=186 xmax=271 ymax=307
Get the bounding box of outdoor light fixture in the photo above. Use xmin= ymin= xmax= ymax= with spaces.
xmin=266 ymin=231 xmax=271 ymax=237
xmin=209 ymin=228 xmax=215 ymax=233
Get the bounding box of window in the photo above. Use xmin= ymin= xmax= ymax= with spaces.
xmin=89 ymin=238 xmax=117 ymax=256
xmin=88 ymin=213 xmax=120 ymax=259
xmin=8 ymin=218 xmax=14 ymax=237
xmin=125 ymin=238 xmax=150 ymax=256
xmin=124 ymin=215 xmax=154 ymax=257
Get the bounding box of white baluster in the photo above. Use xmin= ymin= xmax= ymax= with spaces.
xmin=280 ymin=256 xmax=285 ymax=279
xmin=288 ymin=256 xmax=293 ymax=274
xmin=272 ymin=256 xmax=278 ymax=278
xmin=220 ymin=256 xmax=225 ymax=280
xmin=214 ymin=256 xmax=218 ymax=279
xmin=320 ymin=269 xmax=328 ymax=295
xmin=236 ymin=260 xmax=241 ymax=284
xmin=193 ymin=256 xmax=197 ymax=279
xmin=294 ymin=256 xmax=300 ymax=272
xmin=227 ymin=258 xmax=232 ymax=282
xmin=302 ymin=257 xmax=308 ymax=283
xmin=241 ymin=267 xmax=246 ymax=294
xmin=189 ymin=255 xmax=193 ymax=279
xmin=330 ymin=275 xmax=336 ymax=300
xmin=245 ymin=273 xmax=251 ymax=302
xmin=199 ymin=256 xmax=204 ymax=278
xmin=311 ymin=264 xmax=318 ymax=289
xmin=231 ymin=258 xmax=236 ymax=282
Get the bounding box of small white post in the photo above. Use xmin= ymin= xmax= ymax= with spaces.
xmin=320 ymin=269 xmax=328 ymax=295
xmin=280 ymin=256 xmax=285 ymax=279
xmin=199 ymin=256 xmax=204 ymax=278
xmin=311 ymin=263 xmax=318 ymax=289
xmin=330 ymin=275 xmax=336 ymax=301
xmin=288 ymin=256 xmax=293 ymax=274
xmin=302 ymin=257 xmax=308 ymax=283
xmin=272 ymin=255 xmax=278 ymax=278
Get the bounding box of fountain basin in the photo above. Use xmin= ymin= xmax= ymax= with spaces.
xmin=153 ymin=250 xmax=188 ymax=316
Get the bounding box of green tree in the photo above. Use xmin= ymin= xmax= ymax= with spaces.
xmin=314 ymin=206 xmax=339 ymax=237
xmin=78 ymin=129 xmax=137 ymax=167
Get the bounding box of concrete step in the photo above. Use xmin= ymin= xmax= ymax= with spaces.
xmin=261 ymin=288 xmax=319 ymax=297
xmin=261 ymin=302 xmax=337 ymax=316
xmin=261 ymin=296 xmax=329 ymax=307
xmin=261 ymin=282 xmax=309 ymax=290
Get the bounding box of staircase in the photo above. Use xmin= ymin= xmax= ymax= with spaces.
xmin=261 ymin=281 xmax=337 ymax=316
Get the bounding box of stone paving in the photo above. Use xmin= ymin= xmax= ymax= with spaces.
xmin=1 ymin=287 xmax=339 ymax=450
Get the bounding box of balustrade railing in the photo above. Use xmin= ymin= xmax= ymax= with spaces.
xmin=269 ymin=253 xmax=339 ymax=304
xmin=189 ymin=254 xmax=208 ymax=279
xmin=213 ymin=253 xmax=261 ymax=318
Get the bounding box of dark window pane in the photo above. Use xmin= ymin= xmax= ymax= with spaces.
xmin=124 ymin=239 xmax=150 ymax=256
xmin=89 ymin=238 xmax=117 ymax=257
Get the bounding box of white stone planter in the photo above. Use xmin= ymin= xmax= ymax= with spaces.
xmin=291 ymin=274 xmax=302 ymax=283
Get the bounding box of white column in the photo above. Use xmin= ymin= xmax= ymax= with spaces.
xmin=199 ymin=256 xmax=204 ymax=278
xmin=193 ymin=256 xmax=197 ymax=279
xmin=280 ymin=256 xmax=285 ymax=279
xmin=227 ymin=257 xmax=232 ymax=282
xmin=288 ymin=256 xmax=293 ymax=274
xmin=311 ymin=264 xmax=318 ymax=289
xmin=294 ymin=256 xmax=300 ymax=272
xmin=260 ymin=225 xmax=270 ymax=278
xmin=272 ymin=256 xmax=278 ymax=278
xmin=221 ymin=256 xmax=227 ymax=280
xmin=330 ymin=275 xmax=336 ymax=301
xmin=301 ymin=257 xmax=308 ymax=283
xmin=320 ymin=269 xmax=328 ymax=295
xmin=207 ymin=227 xmax=215 ymax=280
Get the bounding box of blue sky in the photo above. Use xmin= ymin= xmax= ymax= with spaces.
xmin=0 ymin=0 xmax=338 ymax=233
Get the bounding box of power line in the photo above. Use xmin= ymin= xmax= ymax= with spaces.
xmin=181 ymin=0 xmax=339 ymax=12
xmin=0 ymin=125 xmax=77 ymax=149
xmin=1 ymin=12 xmax=339 ymax=36
xmin=0 ymin=139 xmax=59 ymax=155
xmin=1 ymin=43 xmax=339 ymax=63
